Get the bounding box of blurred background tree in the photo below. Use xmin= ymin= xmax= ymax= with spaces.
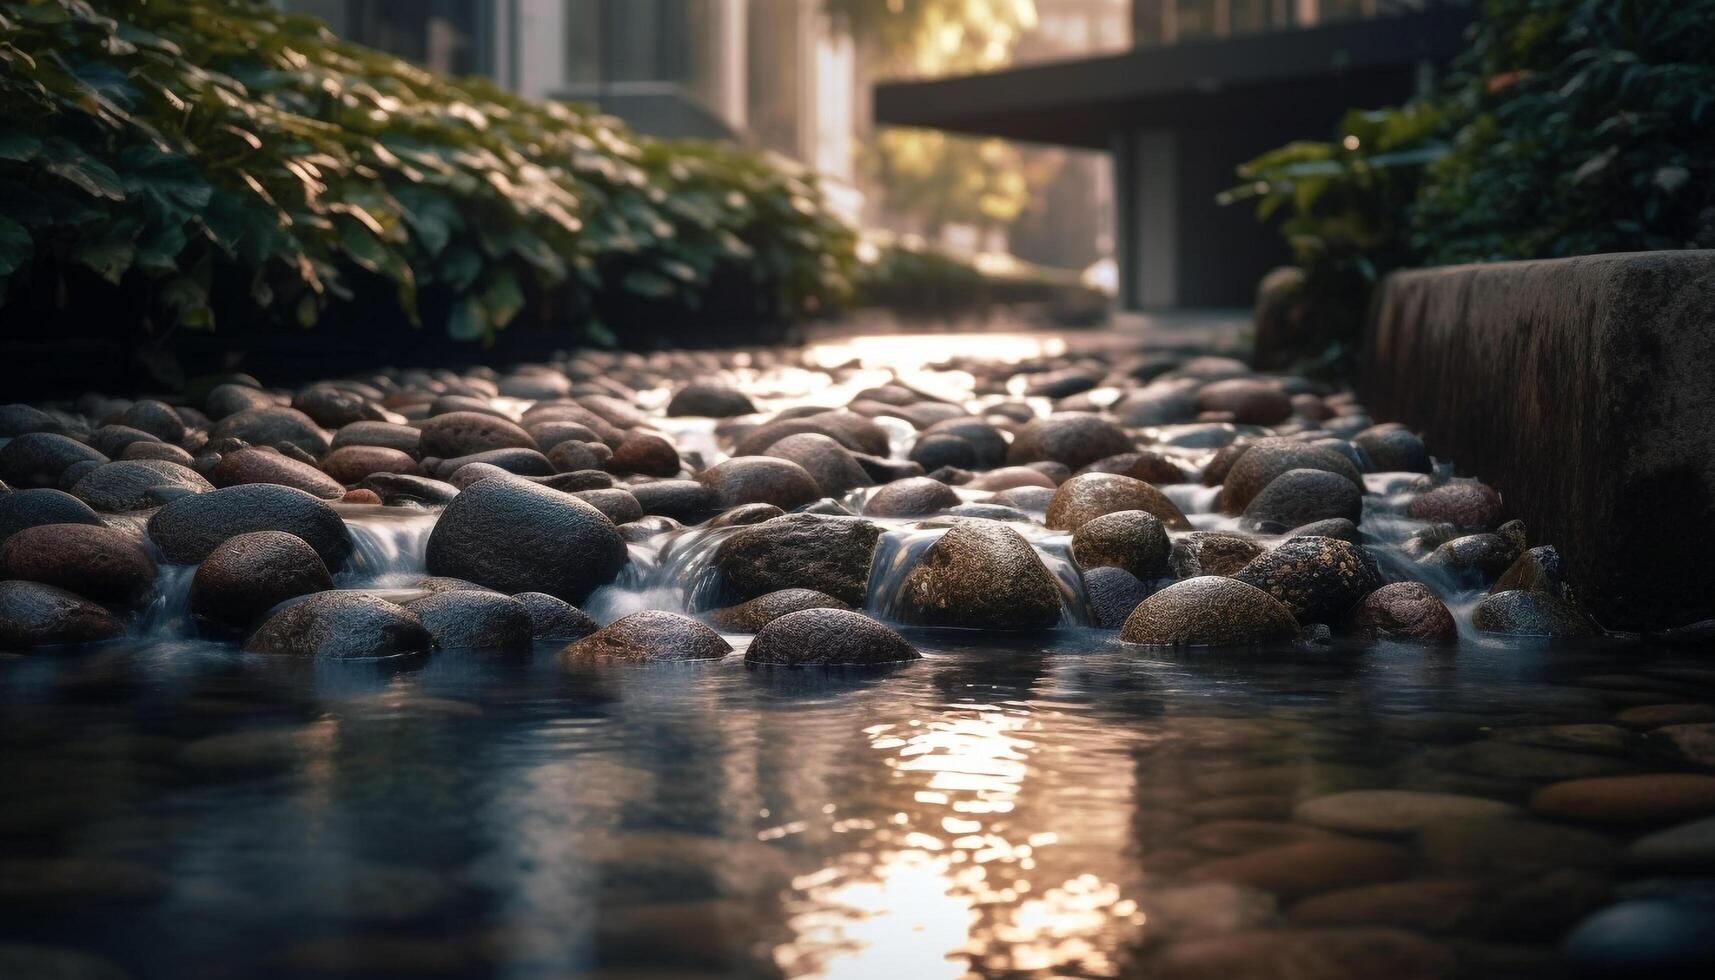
xmin=825 ymin=0 xmax=1059 ymax=249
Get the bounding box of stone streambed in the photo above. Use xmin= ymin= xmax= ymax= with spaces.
xmin=0 ymin=338 xmax=1713 ymax=978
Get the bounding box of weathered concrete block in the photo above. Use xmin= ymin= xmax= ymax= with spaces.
xmin=1363 ymin=251 xmax=1715 ymax=632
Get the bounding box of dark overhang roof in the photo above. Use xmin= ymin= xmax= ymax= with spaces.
xmin=873 ymin=6 xmax=1470 ymax=149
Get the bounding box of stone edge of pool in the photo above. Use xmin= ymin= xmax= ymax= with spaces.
xmin=1362 ymin=249 xmax=1715 ymax=633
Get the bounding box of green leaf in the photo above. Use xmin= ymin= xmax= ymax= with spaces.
xmin=42 ymin=141 xmax=125 ymax=201
xmin=72 ymin=235 xmax=136 ymax=284
xmin=482 ymin=266 xmax=524 ymax=329
xmin=158 ymin=276 xmax=214 ymax=331
xmin=439 ymin=245 xmax=482 ymax=292
xmin=446 ymin=295 xmax=488 ymax=341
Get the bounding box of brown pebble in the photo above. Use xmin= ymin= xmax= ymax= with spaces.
xmin=1184 ymin=839 xmax=1408 ymax=899
xmin=341 ymin=489 xmax=384 ymax=505
xmin=1529 ymin=773 xmax=1715 ymax=824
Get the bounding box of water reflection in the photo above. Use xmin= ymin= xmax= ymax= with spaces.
xmin=0 ymin=633 xmax=1711 ymax=977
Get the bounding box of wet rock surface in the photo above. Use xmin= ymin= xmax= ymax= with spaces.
xmin=424 ymin=476 xmax=627 ymax=602
xmin=4 ymin=338 xmax=1713 ymax=979
xmin=745 ymin=608 xmax=919 ymax=666
xmin=896 ymin=520 xmax=1062 ymax=630
xmin=189 ymin=531 xmax=332 ymax=631
xmin=561 ymin=610 xmax=731 ymax=664
xmin=1122 ymin=577 xmax=1301 ymax=646
xmin=243 ymin=592 xmax=429 ymax=659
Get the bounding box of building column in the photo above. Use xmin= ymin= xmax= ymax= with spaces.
xmin=1114 ymin=129 xmax=1180 ymax=310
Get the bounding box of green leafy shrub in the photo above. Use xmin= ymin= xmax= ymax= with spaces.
xmin=0 ymin=0 xmax=855 ymax=346
xmin=1412 ymin=0 xmax=1715 ymax=263
xmin=1224 ymin=0 xmax=1715 ymax=368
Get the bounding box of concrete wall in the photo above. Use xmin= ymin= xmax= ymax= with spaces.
xmin=1363 ymin=251 xmax=1715 ymax=632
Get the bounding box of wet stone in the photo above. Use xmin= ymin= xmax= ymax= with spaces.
xmin=425 ymin=476 xmax=627 ymax=602
xmin=1220 ymin=438 xmax=1363 ymax=514
xmin=1045 ymin=472 xmax=1191 ymax=532
xmin=1408 ymin=480 xmax=1503 ymax=530
xmin=1071 ymin=509 xmax=1170 ymax=579
xmin=512 ymin=592 xmax=599 ymax=642
xmin=1122 ymin=576 xmax=1300 ymax=647
xmin=1562 ymin=893 xmax=1715 ymax=979
xmin=1346 ymin=582 xmax=1457 ymax=643
xmin=1081 ymin=566 xmax=1156 ymax=629
xmin=1293 ymin=790 xmax=1519 ymax=836
xmin=708 ymin=588 xmax=848 ymax=633
xmin=0 ymin=581 xmax=124 ymax=649
xmin=1171 ymin=530 xmax=1266 ymax=578
xmin=1232 ymin=536 xmax=1383 ymax=625
xmin=863 ymin=476 xmax=960 ymax=517
xmin=1531 ymin=775 xmax=1715 ymax=825
xmin=71 ymin=460 xmax=213 ymax=513
xmin=1473 ymin=590 xmax=1599 ymax=638
xmin=1184 ymin=839 xmax=1410 ymax=900
xmin=745 ymin=608 xmax=918 ymax=666
xmin=561 ymin=611 xmax=732 ymax=664
xmin=406 ymin=591 xmax=533 ymax=653
xmin=1 ymin=523 xmax=155 ymax=607
xmin=896 ymin=520 xmax=1061 ymax=630
xmin=709 ymin=514 xmax=881 ymax=608
xmin=1241 ymin=467 xmax=1363 ymax=532
xmin=149 ymin=484 xmax=353 ymax=569
xmin=245 ymin=592 xmax=430 ymax=660
xmin=190 ymin=530 xmax=332 ymax=631
xmin=1652 ymin=723 xmax=1715 ymax=768
xmin=0 ymin=488 xmax=102 ymax=548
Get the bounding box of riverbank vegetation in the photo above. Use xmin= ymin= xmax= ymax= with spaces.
xmin=1226 ymin=0 xmax=1715 ymax=369
xmin=0 ymin=0 xmax=856 ymax=349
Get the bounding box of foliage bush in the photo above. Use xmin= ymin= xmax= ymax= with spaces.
xmin=1225 ymin=0 xmax=1715 ymax=366
xmin=0 ymin=0 xmax=855 ymax=347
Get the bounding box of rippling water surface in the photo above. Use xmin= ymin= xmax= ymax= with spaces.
xmin=4 ymin=332 xmax=1714 ymax=978
xmin=4 ymin=624 xmax=1712 ymax=978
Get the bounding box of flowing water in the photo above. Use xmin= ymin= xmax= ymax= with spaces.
xmin=3 ymin=334 xmax=1714 ymax=978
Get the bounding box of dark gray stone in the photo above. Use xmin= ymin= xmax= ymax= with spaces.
xmin=1082 ymin=566 xmax=1155 ymax=629
xmin=710 ymin=514 xmax=881 ymax=608
xmin=0 ymin=433 xmax=106 ymax=488
xmin=746 ymin=609 xmax=919 ymax=666
xmin=406 ymin=591 xmax=532 ymax=653
xmin=0 ymin=489 xmax=102 ymax=548
xmin=514 ymin=592 xmax=599 ymax=641
xmin=190 ymin=531 xmax=332 ymax=630
xmin=708 ymin=588 xmax=848 ymax=633
xmin=1072 ymin=509 xmax=1170 ymax=579
xmin=244 ymin=592 xmax=429 ymax=659
xmin=147 ymin=484 xmax=352 ymax=568
xmin=424 ymin=476 xmax=627 ymax=602
xmin=70 ymin=460 xmax=213 ymax=513
xmin=1233 ymin=536 xmax=1384 ymax=624
xmin=1241 ymin=468 xmax=1363 ymax=532
xmin=208 ymin=407 xmax=329 ymax=457
xmin=561 ymin=610 xmax=731 ymax=663
xmin=0 ymin=581 xmax=124 ymax=648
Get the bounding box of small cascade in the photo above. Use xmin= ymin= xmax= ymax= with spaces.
xmin=339 ymin=508 xmax=439 ymax=588
xmin=138 ymin=561 xmax=198 ymax=641
xmin=584 ymin=523 xmax=746 ymax=621
xmin=1164 ymin=483 xmax=1222 ymax=518
xmin=865 ymin=525 xmax=949 ymax=621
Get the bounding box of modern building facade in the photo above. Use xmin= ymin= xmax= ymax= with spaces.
xmin=285 ymin=1 xmax=859 ymax=186
xmin=875 ymin=0 xmax=1468 ymax=309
